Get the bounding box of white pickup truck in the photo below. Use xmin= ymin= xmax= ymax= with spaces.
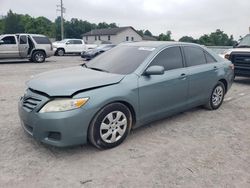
xmin=0 ymin=33 xmax=53 ymax=63
xmin=220 ymin=34 xmax=250 ymax=77
xmin=53 ymin=39 xmax=97 ymax=56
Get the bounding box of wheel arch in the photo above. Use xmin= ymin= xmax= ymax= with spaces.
xmin=32 ymin=49 xmax=47 ymax=57
xmin=218 ymin=79 xmax=228 ymax=93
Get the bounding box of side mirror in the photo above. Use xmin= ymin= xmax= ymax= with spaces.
xmin=233 ymin=42 xmax=238 ymax=48
xmin=144 ymin=66 xmax=165 ymax=76
xmin=66 ymin=42 xmax=70 ymax=45
xmin=0 ymin=40 xmax=4 ymax=45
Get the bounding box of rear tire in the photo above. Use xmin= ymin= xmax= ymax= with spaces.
xmin=57 ymin=49 xmax=65 ymax=56
xmin=88 ymin=103 xmax=132 ymax=149
xmin=205 ymin=81 xmax=225 ymax=110
xmin=32 ymin=51 xmax=46 ymax=63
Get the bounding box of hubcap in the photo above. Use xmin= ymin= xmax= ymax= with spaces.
xmin=212 ymin=85 xmax=224 ymax=106
xmin=58 ymin=50 xmax=64 ymax=56
xmin=35 ymin=53 xmax=44 ymax=62
xmin=100 ymin=111 xmax=127 ymax=143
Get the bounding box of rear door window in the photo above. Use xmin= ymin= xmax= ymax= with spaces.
xmin=33 ymin=36 xmax=51 ymax=44
xmin=19 ymin=35 xmax=28 ymax=44
xmin=73 ymin=40 xmax=82 ymax=44
xmin=184 ymin=46 xmax=207 ymax=66
xmin=204 ymin=52 xmax=217 ymax=63
xmin=150 ymin=46 xmax=184 ymax=71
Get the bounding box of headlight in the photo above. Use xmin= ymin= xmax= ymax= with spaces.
xmin=39 ymin=98 xmax=89 ymax=113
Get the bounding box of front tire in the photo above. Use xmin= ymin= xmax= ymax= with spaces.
xmin=205 ymin=81 xmax=225 ymax=110
xmin=32 ymin=51 xmax=46 ymax=63
xmin=88 ymin=103 xmax=132 ymax=149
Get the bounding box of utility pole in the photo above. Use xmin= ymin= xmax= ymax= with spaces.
xmin=57 ymin=0 xmax=65 ymax=40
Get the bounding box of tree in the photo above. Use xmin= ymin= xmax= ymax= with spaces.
xmin=179 ymin=36 xmax=197 ymax=43
xmin=0 ymin=19 xmax=4 ymax=34
xmin=4 ymin=10 xmax=24 ymax=33
xmin=158 ymin=30 xmax=172 ymax=41
xmin=144 ymin=30 xmax=152 ymax=36
xmin=198 ymin=29 xmax=236 ymax=46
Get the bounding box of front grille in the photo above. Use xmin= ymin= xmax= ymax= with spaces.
xmin=22 ymin=97 xmax=42 ymax=112
xmin=231 ymin=53 xmax=250 ymax=67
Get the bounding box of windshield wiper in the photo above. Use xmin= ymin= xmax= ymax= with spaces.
xmin=88 ymin=67 xmax=109 ymax=73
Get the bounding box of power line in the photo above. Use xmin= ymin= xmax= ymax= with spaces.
xmin=56 ymin=0 xmax=65 ymax=40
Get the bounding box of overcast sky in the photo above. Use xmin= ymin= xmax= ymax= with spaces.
xmin=1 ymin=0 xmax=250 ymax=40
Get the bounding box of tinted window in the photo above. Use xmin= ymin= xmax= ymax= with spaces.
xmin=33 ymin=36 xmax=51 ymax=44
xmin=73 ymin=40 xmax=82 ymax=44
xmin=67 ymin=40 xmax=74 ymax=44
xmin=150 ymin=47 xmax=183 ymax=71
xmin=184 ymin=46 xmax=207 ymax=66
xmin=87 ymin=46 xmax=153 ymax=74
xmin=2 ymin=36 xmax=16 ymax=44
xmin=19 ymin=35 xmax=27 ymax=44
xmin=205 ymin=52 xmax=216 ymax=63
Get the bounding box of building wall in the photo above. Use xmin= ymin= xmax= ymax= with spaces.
xmin=112 ymin=28 xmax=142 ymax=44
xmin=83 ymin=28 xmax=143 ymax=45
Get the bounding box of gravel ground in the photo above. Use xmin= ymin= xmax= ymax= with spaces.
xmin=0 ymin=56 xmax=250 ymax=188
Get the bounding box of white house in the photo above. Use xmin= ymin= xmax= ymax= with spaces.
xmin=82 ymin=26 xmax=156 ymax=45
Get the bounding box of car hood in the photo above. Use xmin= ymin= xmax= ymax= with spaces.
xmin=27 ymin=66 xmax=125 ymax=96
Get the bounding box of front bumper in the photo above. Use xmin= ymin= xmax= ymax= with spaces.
xmin=18 ymin=92 xmax=93 ymax=147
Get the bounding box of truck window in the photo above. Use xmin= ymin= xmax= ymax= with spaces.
xmin=2 ymin=36 xmax=16 ymax=44
xmin=33 ymin=36 xmax=51 ymax=44
xmin=20 ymin=36 xmax=27 ymax=44
xmin=73 ymin=40 xmax=82 ymax=44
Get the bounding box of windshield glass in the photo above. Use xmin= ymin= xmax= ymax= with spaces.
xmin=238 ymin=35 xmax=250 ymax=47
xmin=57 ymin=39 xmax=67 ymax=43
xmin=86 ymin=45 xmax=154 ymax=74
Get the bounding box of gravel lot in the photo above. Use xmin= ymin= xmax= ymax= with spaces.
xmin=0 ymin=56 xmax=250 ymax=188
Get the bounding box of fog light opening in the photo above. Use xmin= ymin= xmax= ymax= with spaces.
xmin=48 ymin=132 xmax=61 ymax=141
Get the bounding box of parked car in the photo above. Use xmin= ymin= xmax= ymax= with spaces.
xmin=81 ymin=44 xmax=116 ymax=60
xmin=18 ymin=42 xmax=234 ymax=149
xmin=0 ymin=33 xmax=53 ymax=63
xmin=220 ymin=34 xmax=250 ymax=77
xmin=53 ymin=39 xmax=97 ymax=56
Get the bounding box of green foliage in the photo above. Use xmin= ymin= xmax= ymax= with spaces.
xmin=194 ymin=29 xmax=235 ymax=46
xmin=179 ymin=36 xmax=197 ymax=43
xmin=4 ymin=10 xmax=24 ymax=33
xmin=0 ymin=19 xmax=4 ymax=34
xmin=0 ymin=10 xmax=119 ymax=40
xmin=158 ymin=31 xmax=172 ymax=41
xmin=144 ymin=30 xmax=153 ymax=36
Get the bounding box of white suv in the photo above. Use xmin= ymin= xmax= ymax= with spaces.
xmin=53 ymin=39 xmax=87 ymax=56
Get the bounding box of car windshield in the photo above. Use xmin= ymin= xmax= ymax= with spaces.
xmin=86 ymin=45 xmax=154 ymax=74
xmin=238 ymin=35 xmax=250 ymax=47
xmin=57 ymin=39 xmax=68 ymax=43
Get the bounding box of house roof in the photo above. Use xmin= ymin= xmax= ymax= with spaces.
xmin=142 ymin=35 xmax=157 ymax=41
xmin=82 ymin=26 xmax=138 ymax=36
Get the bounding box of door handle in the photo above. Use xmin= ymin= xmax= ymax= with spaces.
xmin=213 ymin=66 xmax=218 ymax=70
xmin=179 ymin=73 xmax=187 ymax=80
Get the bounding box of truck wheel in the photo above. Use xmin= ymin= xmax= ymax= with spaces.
xmin=32 ymin=51 xmax=46 ymax=63
xmin=57 ymin=49 xmax=65 ymax=56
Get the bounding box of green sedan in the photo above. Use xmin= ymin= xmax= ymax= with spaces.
xmin=18 ymin=42 xmax=234 ymax=149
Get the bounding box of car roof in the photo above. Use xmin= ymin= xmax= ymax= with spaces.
xmin=121 ymin=41 xmax=201 ymax=48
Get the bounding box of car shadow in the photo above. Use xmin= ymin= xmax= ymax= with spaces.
xmin=234 ymin=77 xmax=250 ymax=85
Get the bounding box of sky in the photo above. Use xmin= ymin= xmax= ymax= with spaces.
xmin=1 ymin=0 xmax=250 ymax=40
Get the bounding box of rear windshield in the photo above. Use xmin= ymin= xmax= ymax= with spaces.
xmin=86 ymin=45 xmax=153 ymax=74
xmin=33 ymin=36 xmax=51 ymax=44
